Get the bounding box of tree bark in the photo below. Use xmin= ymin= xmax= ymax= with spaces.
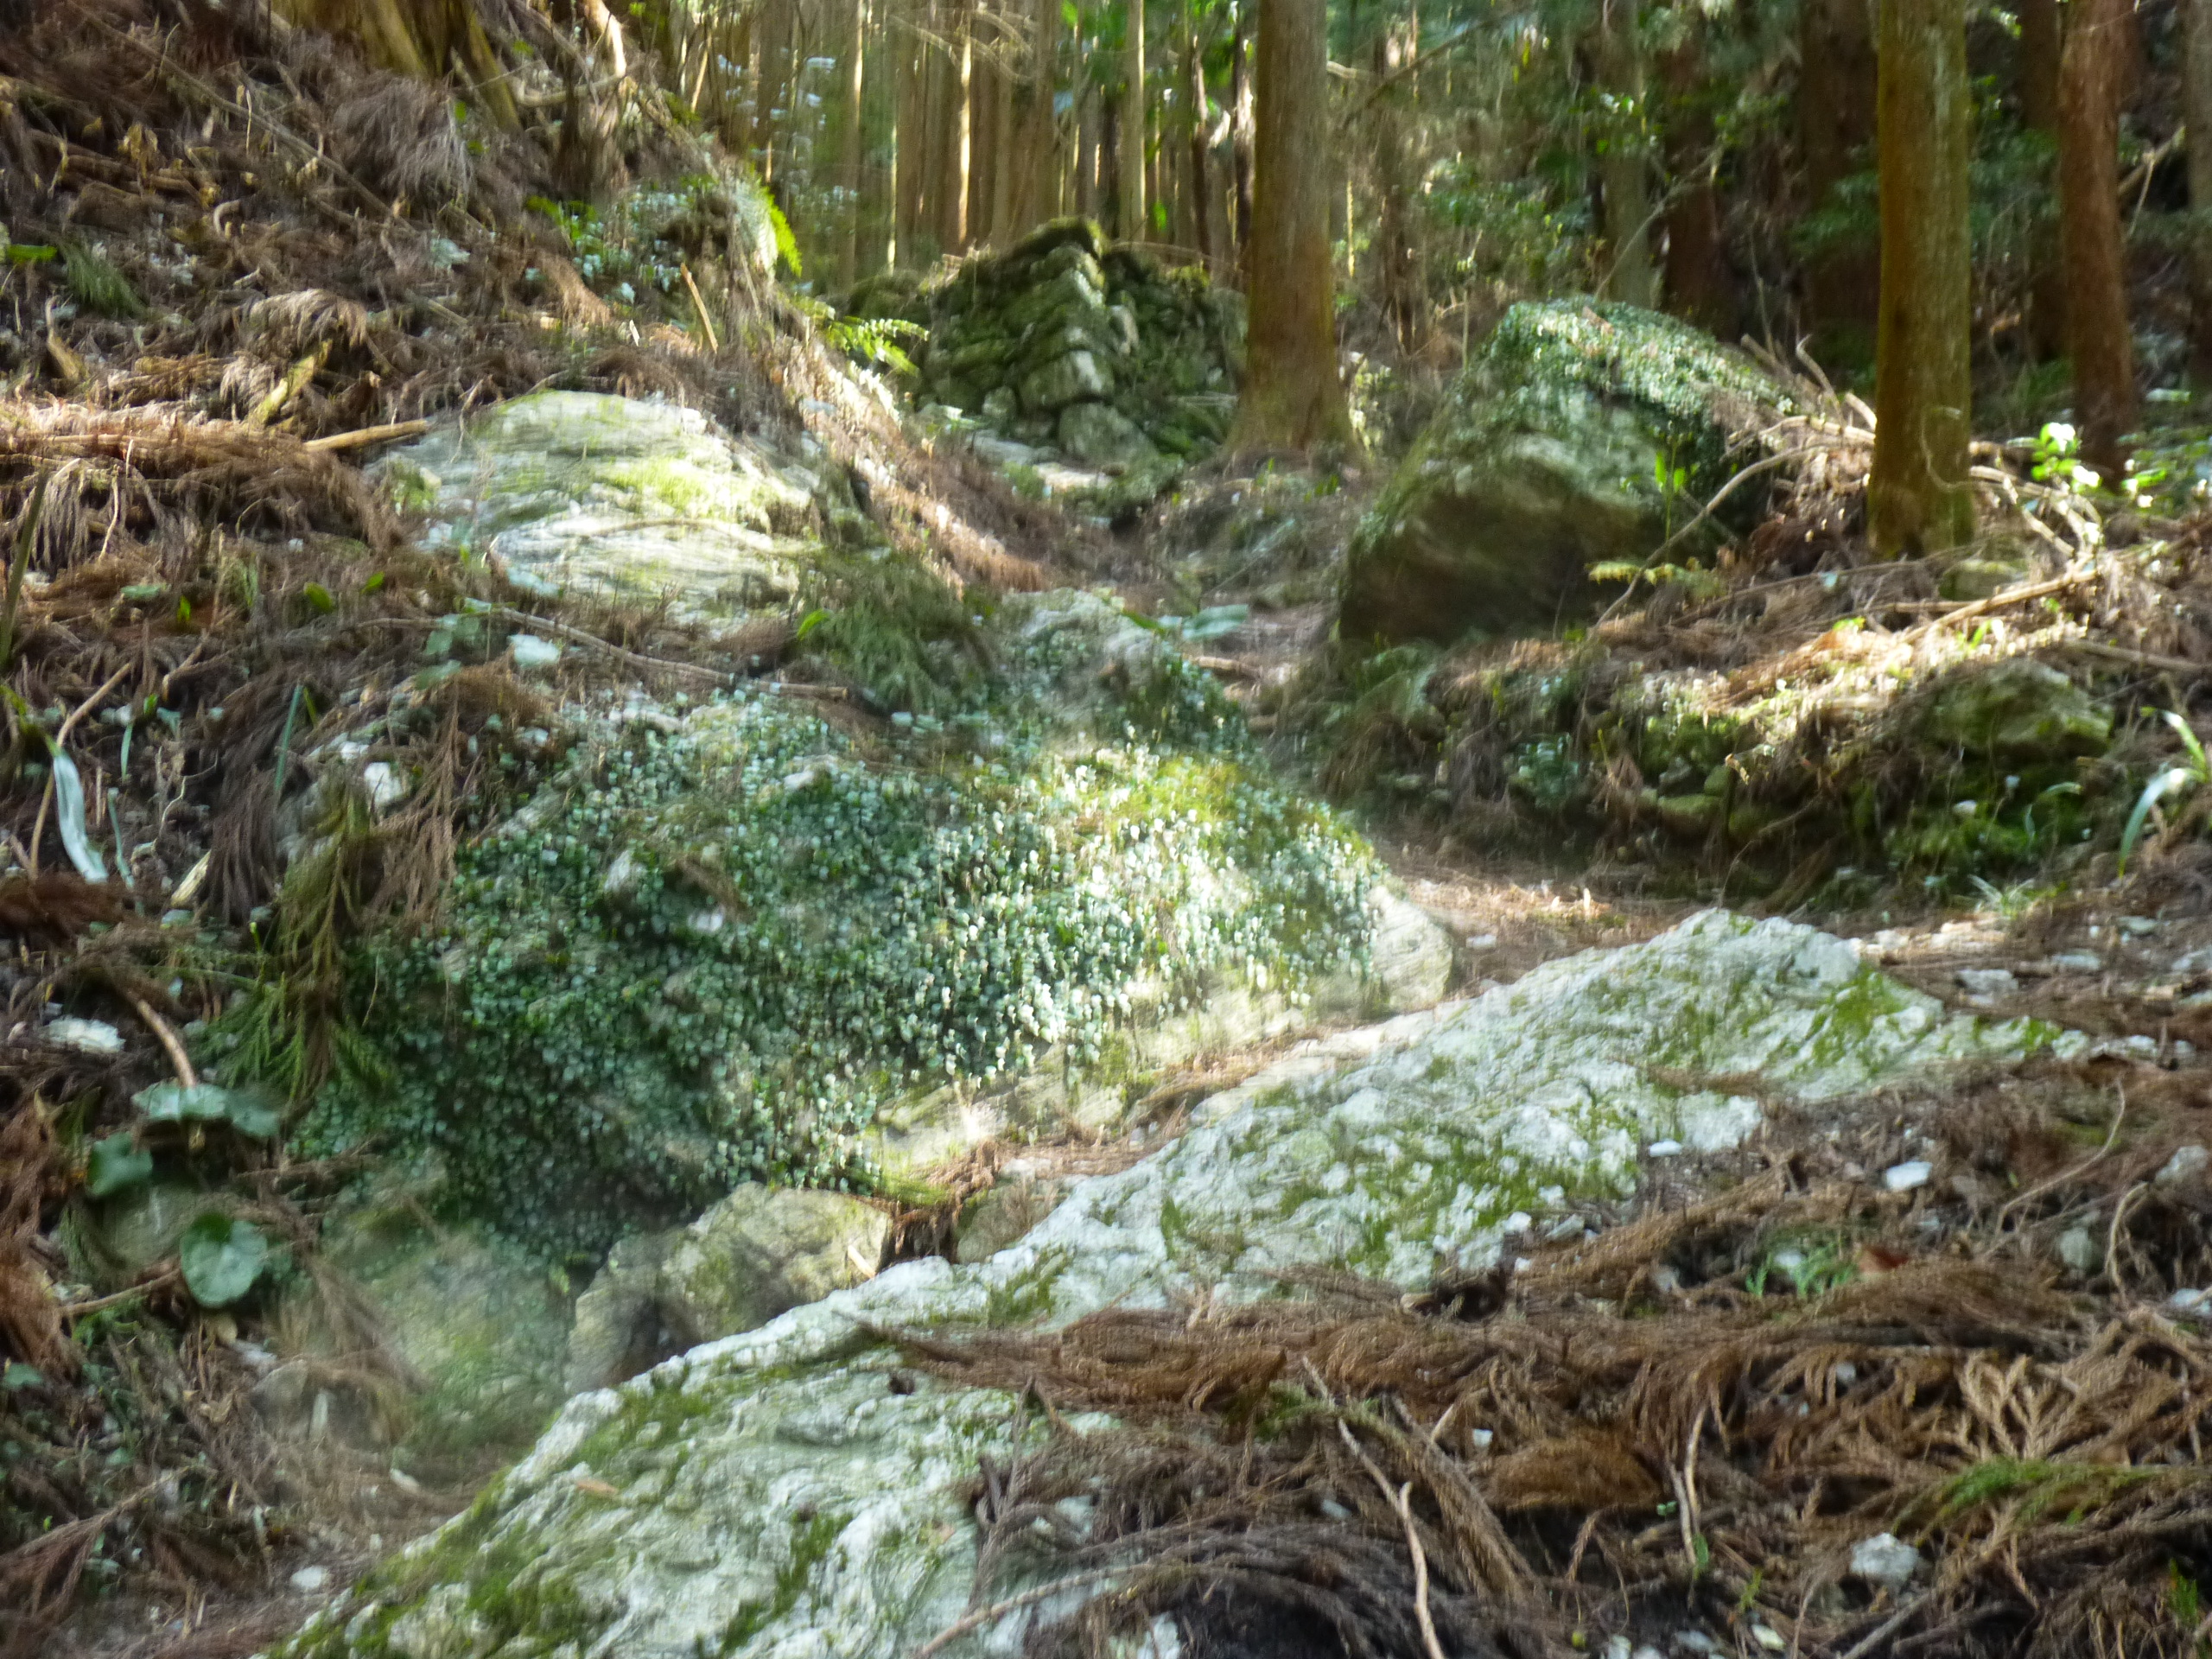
xmin=1185 ymin=1 xmax=1212 ymax=262
xmin=843 ymin=0 xmax=869 ymax=283
xmin=1592 ymin=0 xmax=1657 ymax=308
xmin=1371 ymin=16 xmax=1424 ymax=351
xmin=895 ymin=12 xmax=927 ymax=263
xmin=1229 ymin=0 xmax=1355 ymax=454
xmin=2189 ymin=0 xmax=2212 ymax=385
xmin=1870 ymin=0 xmax=1974 ymax=555
xmin=2058 ymin=0 xmax=2137 ymax=474
xmin=1657 ymin=35 xmax=1735 ymax=335
xmin=2019 ymin=0 xmax=2066 ymax=358
xmin=1230 ymin=4 xmax=1254 ymax=275
xmin=1031 ymin=0 xmax=1065 ymax=227
xmin=1120 ymin=0 xmax=1148 ymax=240
xmin=1797 ymin=0 xmax=1878 ymax=355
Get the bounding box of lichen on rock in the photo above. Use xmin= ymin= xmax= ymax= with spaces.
xmin=376 ymin=391 xmax=830 ymax=616
xmin=276 ymin=912 xmax=2078 ymax=1659
xmin=1339 ymin=301 xmax=1784 ymax=646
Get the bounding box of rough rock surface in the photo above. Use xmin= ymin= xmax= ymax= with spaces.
xmin=566 ymin=1185 xmax=892 ymax=1393
xmin=1339 ymin=302 xmax=1783 ymax=646
xmin=851 ymin=219 xmax=1243 ymax=467
xmin=377 ymin=391 xmax=827 ymax=614
xmin=278 ymin=912 xmax=2075 ymax=1659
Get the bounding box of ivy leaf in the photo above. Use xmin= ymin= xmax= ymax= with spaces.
xmin=86 ymin=1133 xmax=153 ymax=1197
xmin=134 ymin=1081 xmax=280 ymax=1139
xmin=2 ymin=1362 xmax=41 ymax=1389
xmin=178 ymin=1213 xmax=269 ymax=1307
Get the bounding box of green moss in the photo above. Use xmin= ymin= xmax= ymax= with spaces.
xmin=712 ymin=1510 xmax=846 ymax=1653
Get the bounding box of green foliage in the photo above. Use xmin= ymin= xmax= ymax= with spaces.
xmin=815 ymin=305 xmax=927 ymax=377
xmin=85 ymin=1133 xmax=152 ymax=1198
xmin=61 ymin=240 xmax=143 ymax=319
xmin=136 ymin=1080 xmax=281 ymax=1141
xmin=1746 ymin=1230 xmax=1856 ymax=1299
xmin=792 ymin=549 xmax=988 ymax=713
xmin=302 ymin=644 xmax=1375 ymax=1257
xmin=2120 ymin=710 xmax=2211 ymax=875
xmin=179 ymin=1213 xmax=270 ymax=1307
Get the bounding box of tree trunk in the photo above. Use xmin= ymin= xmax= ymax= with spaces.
xmin=895 ymin=15 xmax=926 ymax=263
xmin=1230 ymin=0 xmax=1355 ymax=454
xmin=1371 ymin=17 xmax=1423 ymax=351
xmin=1120 ymin=0 xmax=1148 ymax=240
xmin=1657 ymin=35 xmax=1736 ymax=335
xmin=2188 ymin=0 xmax=2212 ymax=385
xmin=1230 ymin=4 xmax=1254 ymax=274
xmin=1031 ymin=0 xmax=1065 ymax=227
xmin=1870 ymin=0 xmax=1974 ymax=555
xmin=1077 ymin=75 xmax=1101 ymax=220
xmin=843 ymin=0 xmax=869 ymax=283
xmin=754 ymin=0 xmax=793 ymax=186
xmin=1592 ymin=0 xmax=1657 ymax=308
xmin=2058 ymin=0 xmax=2137 ymax=474
xmin=1185 ymin=2 xmax=1212 ymax=261
xmin=1797 ymin=0 xmax=1878 ymax=357
xmin=2019 ymin=0 xmax=2066 ymax=358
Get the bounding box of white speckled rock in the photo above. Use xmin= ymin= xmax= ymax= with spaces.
xmin=276 ymin=912 xmax=2076 ymax=1659
xmin=378 ymin=391 xmax=823 ymax=615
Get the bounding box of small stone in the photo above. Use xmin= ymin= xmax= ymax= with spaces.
xmin=45 ymin=1017 xmax=124 ymax=1056
xmin=2056 ymin=1226 xmax=2101 ymax=1273
xmin=510 ymin=633 xmax=563 ymax=669
xmin=1850 ymin=1532 xmax=1921 ymax=1590
xmin=1647 ymin=1139 xmax=1684 ymax=1157
xmin=1675 ymin=1633 xmax=1717 ymax=1655
xmin=291 ymin=1565 xmax=330 ymax=1593
xmin=360 ymin=762 xmax=408 ymax=810
xmin=2121 ymin=916 xmax=2161 ymax=938
xmin=2157 ymin=1145 xmax=2209 ymax=1186
xmin=1541 ymin=1213 xmax=1586 ymax=1243
xmin=1465 ymin=932 xmax=1499 ymax=950
xmin=1955 ymin=967 xmax=2018 ymax=997
xmin=1884 ymin=1160 xmax=1933 ymax=1192
xmin=2050 ymin=950 xmax=2103 ymax=973
xmin=1752 ymin=1629 xmax=1787 ymax=1652
xmin=2170 ymin=1287 xmax=2212 ymax=1316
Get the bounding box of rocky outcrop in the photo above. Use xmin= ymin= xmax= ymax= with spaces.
xmin=276 ymin=912 xmax=2076 ymax=1659
xmin=850 ymin=219 xmax=1244 ymax=470
xmin=1338 ymin=302 xmax=1783 ymax=647
xmin=376 ymin=391 xmax=830 ymax=616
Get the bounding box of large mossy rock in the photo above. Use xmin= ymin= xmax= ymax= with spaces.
xmin=1339 ymin=302 xmax=1783 ymax=647
xmin=296 ymin=590 xmax=1422 ymax=1262
xmin=377 ymin=391 xmax=828 ymax=615
xmin=279 ymin=912 xmax=2077 ymax=1659
xmin=896 ymin=219 xmax=1243 ymax=463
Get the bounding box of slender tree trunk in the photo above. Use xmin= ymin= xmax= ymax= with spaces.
xmin=2058 ymin=0 xmax=2137 ymax=474
xmin=1032 ymin=0 xmax=1065 ymax=226
xmin=1870 ymin=0 xmax=1974 ymax=555
xmin=1230 ymin=0 xmax=1355 ymax=454
xmin=1187 ymin=6 xmax=1212 ymax=262
xmin=1797 ymin=0 xmax=1878 ymax=355
xmin=895 ymin=11 xmax=926 ymax=262
xmin=1592 ymin=0 xmax=1657 ymax=308
xmin=1078 ymin=75 xmax=1101 ymax=220
xmin=842 ymin=0 xmax=868 ymax=283
xmin=2188 ymin=0 xmax=2212 ymax=385
xmin=1658 ymin=35 xmax=1735 ymax=334
xmin=754 ymin=0 xmax=794 ymax=185
xmin=1120 ymin=0 xmax=1148 ymax=239
xmin=1230 ymin=4 xmax=1255 ymax=275
xmin=1372 ymin=17 xmax=1423 ymax=351
xmin=2020 ymin=0 xmax=2067 ymax=358
xmin=986 ymin=24 xmax=1016 ymax=244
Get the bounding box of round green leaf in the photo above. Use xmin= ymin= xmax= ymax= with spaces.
xmin=86 ymin=1133 xmax=153 ymax=1198
xmin=178 ymin=1213 xmax=269 ymax=1307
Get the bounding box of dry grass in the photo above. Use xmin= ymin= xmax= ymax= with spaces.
xmin=905 ymin=1128 xmax=2212 ymax=1658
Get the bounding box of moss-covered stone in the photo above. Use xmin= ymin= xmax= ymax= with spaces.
xmin=274 ymin=912 xmax=2079 ymax=1659
xmin=1338 ymin=302 xmax=1783 ymax=647
xmin=376 ymin=391 xmax=827 ymax=618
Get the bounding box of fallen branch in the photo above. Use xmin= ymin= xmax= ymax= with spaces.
xmin=303 ymin=420 xmax=431 ymax=454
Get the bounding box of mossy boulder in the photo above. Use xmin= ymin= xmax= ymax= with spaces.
xmin=296 ymin=591 xmax=1419 ymax=1262
xmin=276 ymin=912 xmax=2080 ymax=1659
xmin=1339 ymin=302 xmax=1783 ymax=647
xmin=1916 ymin=659 xmax=2113 ymax=764
xmin=376 ymin=391 xmax=828 ymax=617
xmin=895 ymin=218 xmax=1243 ymax=467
